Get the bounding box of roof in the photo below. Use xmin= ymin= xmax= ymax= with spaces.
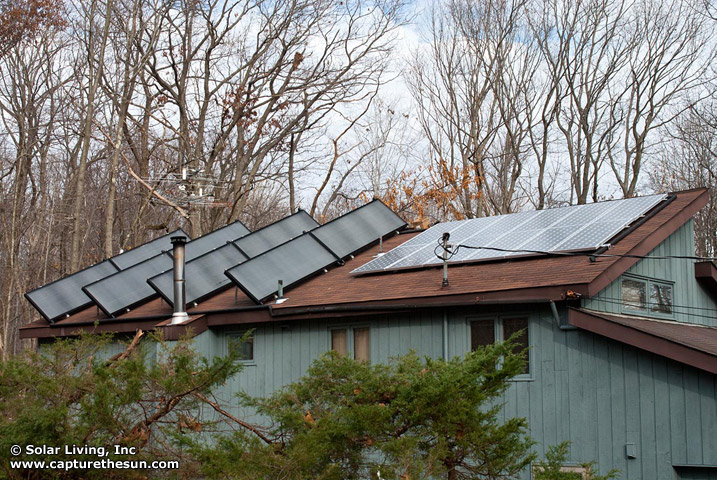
xmin=569 ymin=308 xmax=717 ymax=374
xmin=21 ymin=188 xmax=711 ymax=344
xmin=269 ymin=188 xmax=709 ymax=311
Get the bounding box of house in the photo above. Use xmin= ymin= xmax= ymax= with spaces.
xmin=21 ymin=189 xmax=717 ymax=480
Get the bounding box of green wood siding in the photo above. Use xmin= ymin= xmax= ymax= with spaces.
xmin=183 ymin=301 xmax=716 ymax=479
xmin=585 ymin=219 xmax=717 ymax=326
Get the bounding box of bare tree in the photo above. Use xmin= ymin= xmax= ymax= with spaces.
xmin=609 ymin=0 xmax=715 ymax=198
xmin=68 ymin=0 xmax=114 ymax=271
xmin=144 ymin=0 xmax=405 ymax=236
xmin=651 ymin=103 xmax=717 ymax=256
xmin=0 ymin=28 xmax=67 ymax=357
xmin=408 ymin=0 xmax=527 ymax=219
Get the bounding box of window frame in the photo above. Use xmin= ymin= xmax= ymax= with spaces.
xmin=467 ymin=314 xmax=533 ymax=381
xmin=225 ymin=329 xmax=256 ymax=365
xmin=620 ymin=274 xmax=674 ymax=319
xmin=327 ymin=323 xmax=372 ymax=362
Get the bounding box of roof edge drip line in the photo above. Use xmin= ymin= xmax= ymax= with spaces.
xmin=267 ymin=298 xmax=573 ymax=317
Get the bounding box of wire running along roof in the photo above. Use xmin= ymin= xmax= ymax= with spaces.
xmin=148 ymin=210 xmax=320 ymax=307
xmin=352 ymin=194 xmax=668 ymax=275
xmin=24 ymin=229 xmax=188 ymax=323
xmin=225 ymin=200 xmax=407 ymax=304
xmin=83 ymin=220 xmax=251 ymax=318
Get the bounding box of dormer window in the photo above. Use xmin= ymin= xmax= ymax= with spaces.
xmin=621 ymin=276 xmax=673 ymax=317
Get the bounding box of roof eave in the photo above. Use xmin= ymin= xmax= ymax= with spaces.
xmin=568 ymin=308 xmax=717 ymax=375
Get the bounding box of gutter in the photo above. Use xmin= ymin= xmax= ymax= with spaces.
xmin=266 ymin=298 xmax=579 ymax=331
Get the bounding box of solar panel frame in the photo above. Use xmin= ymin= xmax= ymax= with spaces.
xmin=352 ymin=194 xmax=667 ymax=274
xmin=24 ymin=260 xmax=119 ymax=323
xmin=83 ymin=253 xmax=174 ymax=317
xmin=309 ymin=199 xmax=407 ymax=259
xmin=109 ymin=229 xmax=188 ymax=270
xmin=183 ymin=220 xmax=250 ymax=259
xmin=233 ymin=210 xmax=318 ymax=258
xmin=225 ymin=234 xmax=338 ymax=304
xmin=148 ymin=210 xmax=318 ymax=307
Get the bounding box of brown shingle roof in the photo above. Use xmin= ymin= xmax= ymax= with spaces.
xmin=21 ymin=188 xmax=709 ymax=338
xmin=268 ymin=188 xmax=708 ymax=310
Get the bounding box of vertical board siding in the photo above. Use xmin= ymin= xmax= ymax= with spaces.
xmin=585 ymin=220 xmax=717 ymax=326
xmin=183 ymin=300 xmax=716 ymax=480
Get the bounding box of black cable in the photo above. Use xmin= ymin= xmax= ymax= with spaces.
xmin=434 ymin=241 xmax=717 ymax=263
xmin=589 ymin=295 xmax=717 ymax=313
xmin=586 ymin=297 xmax=717 ymax=321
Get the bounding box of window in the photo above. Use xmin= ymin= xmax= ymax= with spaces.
xmin=622 ymin=278 xmax=647 ymax=311
xmin=470 ymin=319 xmax=494 ymax=350
xmin=330 ymin=326 xmax=370 ymax=362
xmin=228 ymin=331 xmax=254 ymax=361
xmin=470 ymin=316 xmax=530 ymax=376
xmin=650 ymin=283 xmax=673 ymax=314
xmin=533 ymin=464 xmax=589 ymax=479
xmin=621 ymin=276 xmax=673 ymax=316
xmin=503 ymin=318 xmax=529 ymax=375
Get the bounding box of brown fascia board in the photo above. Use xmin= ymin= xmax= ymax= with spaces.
xmin=19 ymin=318 xmax=165 ymax=339
xmin=265 ymin=284 xmax=586 ymax=319
xmin=695 ymin=261 xmax=717 ymax=300
xmin=161 ymin=315 xmax=208 ymax=341
xmin=586 ymin=188 xmax=709 ymax=297
xmin=21 ymin=315 xmax=211 ymax=341
xmin=568 ymin=308 xmax=717 ymax=375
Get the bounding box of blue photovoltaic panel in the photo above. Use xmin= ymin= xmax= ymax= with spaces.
xmin=352 ymin=194 xmax=667 ymax=274
xmin=148 ymin=211 xmax=317 ymax=306
xmin=24 ymin=260 xmax=119 ymax=323
xmin=225 ymin=234 xmax=337 ymax=304
xmin=109 ymin=229 xmax=188 ymax=270
xmin=310 ymin=200 xmax=407 ymax=259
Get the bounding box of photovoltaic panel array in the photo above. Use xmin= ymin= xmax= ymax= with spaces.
xmin=225 ymin=234 xmax=339 ymax=304
xmin=148 ymin=211 xmax=319 ymax=307
xmin=226 ymin=200 xmax=406 ymax=303
xmin=109 ymin=229 xmax=188 ymax=270
xmin=24 ymin=260 xmax=119 ymax=323
xmin=84 ymin=254 xmax=173 ymax=317
xmin=311 ymin=200 xmax=407 ymax=259
xmin=352 ymin=194 xmax=667 ymax=274
xmin=24 ymin=229 xmax=188 ymax=322
xmin=83 ymin=220 xmax=250 ymax=317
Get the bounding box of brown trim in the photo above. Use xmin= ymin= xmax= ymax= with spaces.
xmin=587 ymin=189 xmax=709 ymax=297
xmin=568 ymin=308 xmax=717 ymax=375
xmin=161 ymin=315 xmax=208 ymax=341
xmin=271 ymin=285 xmax=586 ymax=316
xmin=695 ymin=261 xmax=717 ymax=299
xmin=19 ymin=319 xmax=163 ymax=339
